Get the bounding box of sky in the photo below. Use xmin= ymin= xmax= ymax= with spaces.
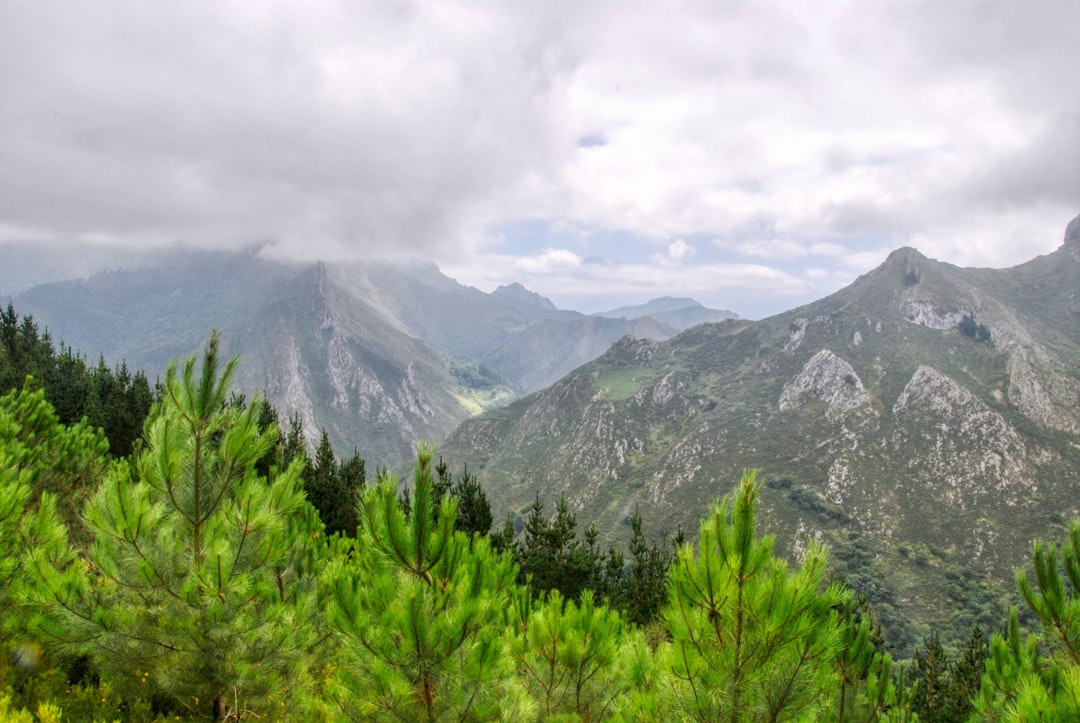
xmin=1 ymin=1 xmax=1077 ymax=319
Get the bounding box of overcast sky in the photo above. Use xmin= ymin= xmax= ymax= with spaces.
xmin=2 ymin=1 xmax=1077 ymax=318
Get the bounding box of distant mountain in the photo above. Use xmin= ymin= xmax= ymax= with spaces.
xmin=442 ymin=215 xmax=1080 ymax=655
xmin=14 ymin=250 xmax=679 ymax=464
xmin=593 ymin=296 xmax=738 ymax=329
xmin=491 ymin=282 xmax=559 ymax=311
xmin=0 ymin=239 xmax=161 ymax=296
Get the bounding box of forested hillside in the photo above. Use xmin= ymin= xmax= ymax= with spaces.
xmin=3 ymin=324 xmax=1080 ymax=720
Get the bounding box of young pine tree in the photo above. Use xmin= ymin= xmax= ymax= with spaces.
xmin=30 ymin=335 xmax=324 ymax=720
xmin=662 ymin=469 xmax=848 ymax=722
xmin=0 ymin=387 xmax=85 ymax=663
xmin=973 ymin=519 xmax=1080 ymax=720
xmin=323 ymin=447 xmax=526 ymax=721
xmin=509 ymin=588 xmax=635 ymax=720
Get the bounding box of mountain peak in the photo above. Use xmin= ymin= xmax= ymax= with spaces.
xmin=883 ymin=246 xmax=927 ymax=264
xmin=492 ymin=282 xmax=558 ymax=310
xmin=1065 ymin=214 xmax=1080 ymax=248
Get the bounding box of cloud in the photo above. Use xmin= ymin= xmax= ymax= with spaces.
xmin=0 ymin=1 xmax=585 ymax=257
xmin=654 ymin=238 xmax=695 ymax=266
xmin=512 ymin=248 xmax=584 ymax=274
xmin=442 ymin=250 xmax=809 ymax=318
xmin=1 ymin=0 xmax=1076 ymax=316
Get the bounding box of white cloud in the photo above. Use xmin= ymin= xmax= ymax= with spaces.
xmin=1 ymin=0 xmax=1077 ymax=317
xmin=654 ymin=238 xmax=695 ymax=266
xmin=512 ymin=248 xmax=583 ymax=274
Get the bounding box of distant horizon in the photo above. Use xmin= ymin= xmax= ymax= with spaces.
xmin=4 ymin=223 xmax=1074 ymax=322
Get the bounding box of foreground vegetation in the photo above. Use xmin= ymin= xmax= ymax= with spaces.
xmin=2 ymin=324 xmax=1080 ymax=720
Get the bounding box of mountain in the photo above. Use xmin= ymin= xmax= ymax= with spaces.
xmin=0 ymin=239 xmax=163 ymax=296
xmin=442 ymin=215 xmax=1080 ymax=654
xmin=13 ymin=250 xmax=678 ymax=464
xmin=593 ymin=296 xmax=738 ymax=329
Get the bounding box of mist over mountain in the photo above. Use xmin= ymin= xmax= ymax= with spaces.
xmin=11 ymin=249 xmax=684 ymax=463
xmin=442 ymin=216 xmax=1080 ymax=654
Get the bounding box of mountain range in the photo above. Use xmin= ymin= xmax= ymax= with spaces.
xmin=442 ymin=215 xmax=1080 ymax=653
xmin=9 ymin=217 xmax=1079 ymax=654
xmin=9 ymin=249 xmax=734 ymax=464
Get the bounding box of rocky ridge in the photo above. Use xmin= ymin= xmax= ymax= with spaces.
xmin=443 ymin=216 xmax=1080 ymax=652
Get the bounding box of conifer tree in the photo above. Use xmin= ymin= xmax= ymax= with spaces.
xmin=29 ymin=335 xmax=324 ymax=720
xmin=662 ymin=469 xmax=847 ymax=721
xmin=0 ymin=384 xmax=110 ymax=539
xmin=449 ymin=464 xmax=492 ymax=538
xmin=909 ymin=631 xmax=952 ymax=721
xmin=509 ymin=588 xmax=633 ymax=720
xmin=323 ymin=447 xmax=525 ymax=720
xmin=0 ymin=390 xmax=81 ymax=655
xmin=517 ymin=493 xmax=599 ymax=601
xmin=625 ymin=509 xmax=672 ymax=627
xmin=973 ymin=519 xmax=1080 ymax=720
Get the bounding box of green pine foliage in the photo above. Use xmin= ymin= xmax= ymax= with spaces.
xmin=509 ymin=589 xmax=633 ymax=720
xmin=27 ymin=334 xmax=325 ymax=720
xmin=323 ymin=446 xmax=526 ymax=720
xmin=0 ymin=392 xmax=79 ymax=662
xmin=972 ymin=520 xmax=1080 ymax=720
xmin=662 ymin=468 xmax=849 ymax=721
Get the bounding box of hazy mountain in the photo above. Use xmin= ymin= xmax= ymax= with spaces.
xmin=593 ymin=296 xmax=738 ymax=329
xmin=0 ymin=239 xmax=163 ymax=296
xmin=13 ymin=249 xmax=677 ymax=463
xmin=442 ymin=215 xmax=1080 ymax=654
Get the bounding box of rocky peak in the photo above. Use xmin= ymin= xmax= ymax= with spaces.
xmin=1066 ymin=214 xmax=1080 ymax=245
xmin=1065 ymin=214 xmax=1080 ymax=261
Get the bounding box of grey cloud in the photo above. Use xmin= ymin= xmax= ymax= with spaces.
xmin=0 ymin=1 xmax=586 ymax=256
xmin=955 ymin=115 xmax=1080 ymax=209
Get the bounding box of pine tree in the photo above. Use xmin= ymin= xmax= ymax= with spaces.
xmin=509 ymin=589 xmax=631 ymax=720
xmin=323 ymin=447 xmax=524 ymax=720
xmin=29 ymin=335 xmax=324 ymax=720
xmin=973 ymin=519 xmax=1080 ymax=720
xmin=909 ymin=631 xmax=951 ymax=721
xmin=828 ymin=594 xmax=920 ymax=722
xmin=0 ymin=383 xmax=109 ymax=540
xmin=662 ymin=469 xmax=847 ymax=721
xmin=334 ymin=448 xmax=365 ymax=535
xmin=0 ymin=389 xmax=80 ymax=657
xmin=449 ymin=464 xmax=492 ymax=538
xmin=625 ymin=509 xmax=672 ymax=627
xmin=517 ymin=493 xmax=599 ymax=601
xmin=948 ymin=623 xmax=987 ymax=721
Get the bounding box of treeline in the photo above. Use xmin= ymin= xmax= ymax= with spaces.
xmin=1 ymin=303 xmax=153 ymax=459
xmin=2 ymin=329 xmax=1080 ymax=719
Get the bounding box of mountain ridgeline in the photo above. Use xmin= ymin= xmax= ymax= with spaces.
xmin=12 ymin=251 xmax=732 ymax=464
xmin=443 ymin=216 xmax=1080 ymax=653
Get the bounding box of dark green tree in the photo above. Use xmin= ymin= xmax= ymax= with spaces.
xmin=624 ymin=509 xmax=672 ymax=627
xmin=449 ymin=465 xmax=492 ymax=538
xmin=909 ymin=631 xmax=951 ymax=721
xmin=517 ymin=493 xmax=600 ymax=601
